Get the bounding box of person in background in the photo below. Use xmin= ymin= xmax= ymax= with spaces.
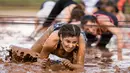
xmin=34 ymin=0 xmax=56 ymax=29
xmin=85 ymin=1 xmax=123 ymax=60
xmin=96 ymin=1 xmax=126 ymax=25
xmin=113 ymin=4 xmax=126 ymax=25
xmin=80 ymin=13 xmax=123 ymax=60
xmin=117 ymin=0 xmax=126 ymax=25
xmin=27 ymin=0 xmax=56 ymax=40
xmin=28 ymin=0 xmax=77 ymax=40
xmin=81 ymin=0 xmax=99 ymax=15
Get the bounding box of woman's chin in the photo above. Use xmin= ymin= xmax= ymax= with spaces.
xmin=64 ymin=49 xmax=72 ymax=53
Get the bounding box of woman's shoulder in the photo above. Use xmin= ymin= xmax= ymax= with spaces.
xmin=52 ymin=30 xmax=60 ymax=41
xmin=50 ymin=30 xmax=59 ymax=38
xmin=53 ymin=22 xmax=66 ymax=31
xmin=44 ymin=30 xmax=59 ymax=50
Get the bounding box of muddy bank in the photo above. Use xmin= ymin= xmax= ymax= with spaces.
xmin=0 ymin=46 xmax=129 ymax=73
xmin=0 ymin=58 xmax=85 ymax=73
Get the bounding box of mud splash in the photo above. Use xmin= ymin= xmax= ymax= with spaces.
xmin=0 ymin=46 xmax=129 ymax=73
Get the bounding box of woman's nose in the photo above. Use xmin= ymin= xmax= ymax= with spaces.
xmin=68 ymin=43 xmax=74 ymax=48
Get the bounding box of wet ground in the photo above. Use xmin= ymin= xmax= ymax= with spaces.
xmin=0 ymin=17 xmax=130 ymax=73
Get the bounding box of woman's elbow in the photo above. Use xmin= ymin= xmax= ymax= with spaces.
xmin=72 ymin=64 xmax=84 ymax=70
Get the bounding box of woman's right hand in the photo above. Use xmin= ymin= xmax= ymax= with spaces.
xmin=37 ymin=58 xmax=50 ymax=68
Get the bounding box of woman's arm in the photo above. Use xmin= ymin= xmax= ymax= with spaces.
xmin=72 ymin=34 xmax=86 ymax=70
xmin=97 ymin=15 xmax=123 ymax=60
xmin=77 ymin=34 xmax=86 ymax=65
xmin=31 ymin=25 xmax=54 ymax=53
xmin=40 ymin=31 xmax=59 ymax=59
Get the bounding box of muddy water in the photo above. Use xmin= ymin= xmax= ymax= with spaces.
xmin=0 ymin=48 xmax=130 ymax=73
xmin=0 ymin=20 xmax=130 ymax=72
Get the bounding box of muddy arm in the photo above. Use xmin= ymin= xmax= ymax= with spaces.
xmin=40 ymin=31 xmax=59 ymax=59
xmin=73 ymin=34 xmax=86 ymax=69
xmin=97 ymin=15 xmax=123 ymax=60
xmin=31 ymin=25 xmax=54 ymax=53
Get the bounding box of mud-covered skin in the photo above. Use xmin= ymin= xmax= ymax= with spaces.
xmin=5 ymin=45 xmax=71 ymax=70
xmin=7 ymin=45 xmax=40 ymax=63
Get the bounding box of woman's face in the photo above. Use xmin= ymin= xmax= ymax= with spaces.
xmin=60 ymin=36 xmax=79 ymax=52
xmin=83 ymin=21 xmax=98 ymax=35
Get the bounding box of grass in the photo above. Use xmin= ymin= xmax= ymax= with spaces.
xmin=0 ymin=0 xmax=81 ymax=16
xmin=0 ymin=0 xmax=129 ymax=14
xmin=125 ymin=2 xmax=130 ymax=14
xmin=0 ymin=0 xmax=81 ymax=11
xmin=0 ymin=0 xmax=80 ymax=8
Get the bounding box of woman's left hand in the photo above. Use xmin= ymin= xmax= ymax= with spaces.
xmin=61 ymin=59 xmax=73 ymax=68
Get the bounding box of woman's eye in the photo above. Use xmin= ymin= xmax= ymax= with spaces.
xmin=72 ymin=41 xmax=77 ymax=44
xmin=66 ymin=40 xmax=70 ymax=43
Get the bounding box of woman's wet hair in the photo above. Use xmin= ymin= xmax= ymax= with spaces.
xmin=58 ymin=24 xmax=81 ymax=38
xmin=81 ymin=15 xmax=97 ymax=26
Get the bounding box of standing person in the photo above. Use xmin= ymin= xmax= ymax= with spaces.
xmin=117 ymin=0 xmax=126 ymax=13
xmin=117 ymin=0 xmax=127 ymax=25
xmin=27 ymin=0 xmax=56 ymax=40
xmin=35 ymin=0 xmax=56 ymax=29
xmin=95 ymin=1 xmax=126 ymax=25
xmin=28 ymin=0 xmax=77 ymax=40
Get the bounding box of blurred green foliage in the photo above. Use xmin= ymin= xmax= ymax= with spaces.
xmin=0 ymin=0 xmax=129 ymax=13
xmin=125 ymin=1 xmax=130 ymax=14
xmin=0 ymin=0 xmax=80 ymax=7
xmin=0 ymin=0 xmax=45 ymax=7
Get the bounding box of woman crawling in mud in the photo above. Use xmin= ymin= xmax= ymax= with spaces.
xmin=31 ymin=14 xmax=123 ymax=61
xmin=39 ymin=24 xmax=85 ymax=70
xmin=31 ymin=1 xmax=124 ymax=61
xmin=9 ymin=24 xmax=86 ymax=70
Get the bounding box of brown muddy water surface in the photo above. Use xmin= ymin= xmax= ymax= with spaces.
xmin=0 ymin=18 xmax=130 ymax=73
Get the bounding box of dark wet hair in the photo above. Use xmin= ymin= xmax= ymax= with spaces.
xmin=99 ymin=1 xmax=116 ymax=11
xmin=105 ymin=1 xmax=115 ymax=7
xmin=70 ymin=9 xmax=85 ymax=22
xmin=58 ymin=24 xmax=81 ymax=38
xmin=69 ymin=4 xmax=85 ymax=23
xmin=81 ymin=15 xmax=97 ymax=27
xmin=114 ymin=5 xmax=119 ymax=13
